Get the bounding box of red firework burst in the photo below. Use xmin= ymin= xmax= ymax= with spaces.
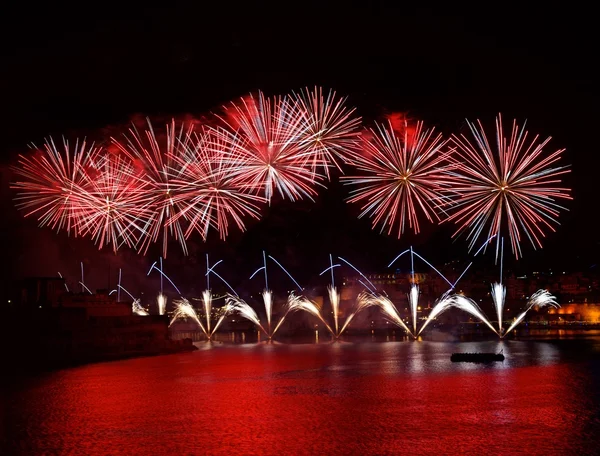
xmin=443 ymin=114 xmax=572 ymax=259
xmin=168 ymin=127 xmax=266 ymax=241
xmin=11 ymin=137 xmax=100 ymax=235
xmin=342 ymin=119 xmax=453 ymax=238
xmin=290 ymin=86 xmax=362 ymax=177
xmin=216 ymin=91 xmax=325 ymax=203
xmin=111 ymin=118 xmax=196 ymax=257
xmin=74 ymin=152 xmax=154 ymax=252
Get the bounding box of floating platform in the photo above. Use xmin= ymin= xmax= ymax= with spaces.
xmin=450 ymin=352 xmax=505 ymax=363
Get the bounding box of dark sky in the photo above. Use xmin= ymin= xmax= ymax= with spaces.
xmin=0 ymin=3 xmax=597 ymax=297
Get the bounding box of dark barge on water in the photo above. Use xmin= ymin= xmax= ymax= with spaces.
xmin=451 ymin=351 xmax=505 ymax=363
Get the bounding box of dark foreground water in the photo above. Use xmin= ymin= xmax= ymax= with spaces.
xmin=3 ymin=336 xmax=600 ymax=455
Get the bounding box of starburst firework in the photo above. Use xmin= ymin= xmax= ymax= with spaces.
xmin=11 ymin=137 xmax=100 ymax=235
xmin=291 ymin=86 xmax=362 ymax=177
xmin=74 ymin=153 xmax=154 ymax=252
xmin=169 ymin=128 xmax=265 ymax=241
xmin=343 ymin=119 xmax=453 ymax=237
xmin=111 ymin=118 xmax=196 ymax=257
xmin=444 ymin=114 xmax=572 ymax=258
xmin=216 ymin=91 xmax=325 ymax=202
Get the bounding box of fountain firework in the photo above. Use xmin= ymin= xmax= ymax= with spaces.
xmin=225 ymin=295 xmax=268 ymax=336
xmin=328 ymin=285 xmax=341 ymax=335
xmin=337 ymin=291 xmax=378 ymax=337
xmin=420 ymin=293 xmax=500 ymax=336
xmin=201 ymin=290 xmax=213 ymax=335
xmin=408 ymin=284 xmax=419 ymax=336
xmin=503 ymin=289 xmax=559 ymax=335
xmin=318 ymin=255 xmax=380 ymax=338
xmin=157 ymin=293 xmax=167 ymax=316
xmin=450 ymin=295 xmax=499 ymax=336
xmin=243 ymin=251 xmax=304 ymax=338
xmin=170 ymin=298 xmax=206 ymax=332
xmin=170 ymin=297 xmax=234 ymax=340
xmin=287 ymin=293 xmax=334 ymax=335
xmin=417 ymin=292 xmax=456 ymax=336
xmin=132 ymin=299 xmax=149 ymax=316
xmin=369 ymin=294 xmax=414 ymax=337
xmin=491 ymin=282 xmax=506 ymax=335
xmin=416 ymin=292 xmax=500 ymax=336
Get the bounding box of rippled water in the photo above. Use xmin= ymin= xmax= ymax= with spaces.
xmin=3 ymin=338 xmax=600 ymax=455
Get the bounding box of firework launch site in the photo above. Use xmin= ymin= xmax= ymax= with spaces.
xmin=3 ymin=255 xmax=599 ymax=372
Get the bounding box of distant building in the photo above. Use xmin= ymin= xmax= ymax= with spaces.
xmin=18 ymin=277 xmax=66 ymax=309
xmin=548 ymin=303 xmax=600 ymax=323
xmin=59 ymin=289 xmax=132 ymax=318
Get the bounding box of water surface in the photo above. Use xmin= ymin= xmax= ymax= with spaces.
xmin=2 ymin=338 xmax=600 ymax=455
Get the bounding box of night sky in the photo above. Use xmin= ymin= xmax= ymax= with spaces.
xmin=0 ymin=4 xmax=597 ymax=298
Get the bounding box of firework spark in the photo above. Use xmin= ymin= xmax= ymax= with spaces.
xmin=504 ymin=289 xmax=559 ymax=334
xmin=170 ymin=296 xmax=233 ymax=339
xmin=74 ymin=153 xmax=154 ymax=252
xmin=328 ymin=285 xmax=341 ymax=335
xmin=111 ymin=118 xmax=196 ymax=257
xmin=444 ymin=114 xmax=572 ymax=258
xmin=291 ymin=86 xmax=361 ymax=177
xmin=170 ymin=298 xmax=206 ymax=334
xmin=170 ymin=128 xmax=265 ymax=241
xmin=132 ymin=299 xmax=149 ymax=316
xmin=491 ymin=282 xmax=506 ymax=334
xmin=417 ymin=292 xmax=455 ymax=336
xmin=369 ymin=294 xmax=414 ymax=337
xmin=11 ymin=137 xmax=100 ymax=235
xmin=287 ymin=293 xmax=334 ymax=335
xmin=157 ymin=293 xmax=167 ymax=315
xmin=216 ymin=91 xmax=325 ymax=202
xmin=337 ymin=291 xmax=379 ymax=336
xmin=201 ymin=290 xmax=213 ymax=334
xmin=408 ymin=284 xmax=419 ymax=336
xmin=451 ymin=295 xmax=499 ymax=336
xmin=343 ymin=119 xmax=453 ymax=238
xmin=226 ymin=295 xmax=268 ymax=336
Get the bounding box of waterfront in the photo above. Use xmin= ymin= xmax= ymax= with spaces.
xmin=2 ymin=337 xmax=600 ymax=455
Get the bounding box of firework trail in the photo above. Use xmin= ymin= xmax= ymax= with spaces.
xmin=157 ymin=293 xmax=167 ymax=316
xmin=111 ymin=118 xmax=196 ymax=257
xmin=504 ymin=289 xmax=559 ymax=334
xmin=444 ymin=114 xmax=572 ymax=259
xmin=170 ymin=127 xmax=265 ymax=241
xmin=74 ymin=153 xmax=154 ymax=252
xmin=287 ymin=293 xmax=334 ymax=335
xmin=11 ymin=137 xmax=100 ymax=236
xmin=147 ymin=260 xmax=182 ymax=295
xmin=491 ymin=282 xmax=506 ymax=334
xmin=226 ymin=295 xmax=268 ymax=336
xmin=290 ymin=86 xmax=362 ymax=177
xmin=216 ymin=91 xmax=325 ymax=203
xmin=369 ymin=294 xmax=414 ymax=337
xmin=343 ymin=119 xmax=453 ymax=238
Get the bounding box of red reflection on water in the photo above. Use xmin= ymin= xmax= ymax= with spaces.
xmin=2 ymin=344 xmax=597 ymax=455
